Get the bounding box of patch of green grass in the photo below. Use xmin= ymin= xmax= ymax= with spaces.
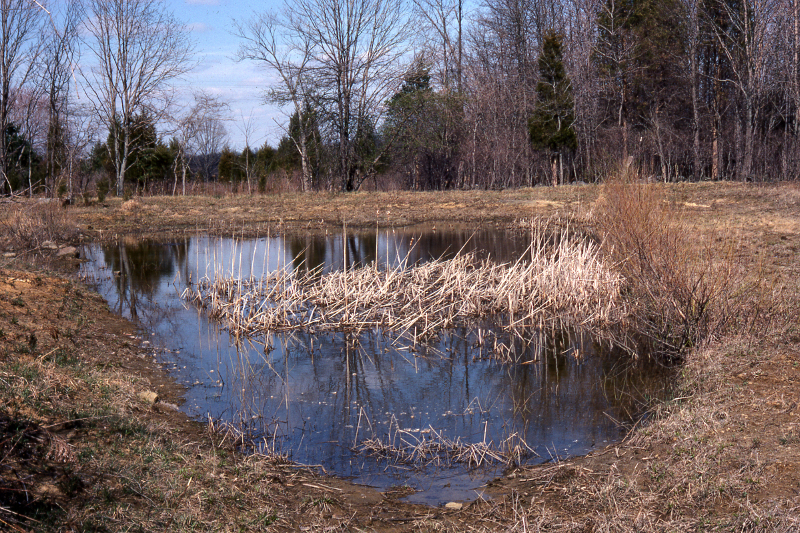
xmin=11 ymin=296 xmax=25 ymax=307
xmin=108 ymin=417 xmax=148 ymax=438
xmin=13 ymin=501 xmax=66 ymax=530
xmin=15 ymin=343 xmax=31 ymax=354
xmin=51 ymin=348 xmax=80 ymax=368
xmin=10 ymin=361 xmax=39 ymax=382
xmin=100 ymin=487 xmax=116 ymax=504
xmin=308 ymin=495 xmax=336 ymax=506
xmin=78 ymin=517 xmax=109 ymax=533
xmin=779 ymin=430 xmax=799 ymax=445
xmin=78 ymin=447 xmax=95 ymax=463
xmin=250 ymin=512 xmax=278 ymax=527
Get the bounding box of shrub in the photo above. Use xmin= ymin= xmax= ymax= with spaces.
xmin=96 ymin=180 xmax=109 ymax=203
xmin=595 ymin=170 xmax=751 ymax=360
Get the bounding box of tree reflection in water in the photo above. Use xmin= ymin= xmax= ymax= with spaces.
xmin=80 ymin=229 xmax=672 ymax=506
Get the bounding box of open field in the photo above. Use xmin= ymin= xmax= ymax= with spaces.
xmin=2 ymin=181 xmax=800 ymax=531
xmin=71 ymin=187 xmax=598 ymax=238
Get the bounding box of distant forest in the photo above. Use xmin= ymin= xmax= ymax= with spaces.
xmin=1 ymin=0 xmax=797 ymax=197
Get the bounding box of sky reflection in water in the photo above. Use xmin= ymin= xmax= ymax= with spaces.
xmin=80 ymin=226 xmax=671 ymax=505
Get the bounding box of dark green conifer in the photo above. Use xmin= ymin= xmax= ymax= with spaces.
xmin=529 ymin=31 xmax=577 ymax=185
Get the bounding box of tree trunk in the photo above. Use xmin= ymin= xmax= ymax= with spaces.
xmin=457 ymin=0 xmax=462 ymax=93
xmin=299 ymin=135 xmax=311 ymax=192
xmin=743 ymin=99 xmax=754 ymax=181
xmin=27 ymin=148 xmax=32 ymax=197
xmin=795 ymin=0 xmax=799 ymax=137
xmin=691 ymin=34 xmax=701 ymax=180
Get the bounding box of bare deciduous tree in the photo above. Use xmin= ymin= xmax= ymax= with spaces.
xmin=411 ymin=0 xmax=463 ymax=90
xmin=236 ymin=12 xmax=315 ymax=191
xmin=190 ymin=94 xmax=229 ymax=184
xmin=236 ymin=111 xmax=262 ymax=194
xmin=0 ymin=0 xmax=46 ymax=194
xmin=64 ymin=103 xmax=100 ymax=199
xmin=81 ymin=0 xmax=193 ymax=196
xmin=241 ymin=0 xmax=412 ymax=191
xmin=42 ymin=0 xmax=83 ymax=197
xmin=171 ymin=92 xmax=229 ymax=193
xmin=706 ymin=0 xmax=782 ymax=180
xmin=10 ymin=87 xmax=46 ymax=197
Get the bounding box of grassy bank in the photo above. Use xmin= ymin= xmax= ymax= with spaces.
xmin=1 ymin=182 xmax=800 ymax=531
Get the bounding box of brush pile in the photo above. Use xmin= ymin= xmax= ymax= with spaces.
xmin=182 ymin=227 xmax=624 ymax=343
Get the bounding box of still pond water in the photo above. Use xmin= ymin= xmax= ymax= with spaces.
xmin=80 ymin=226 xmax=671 ymax=505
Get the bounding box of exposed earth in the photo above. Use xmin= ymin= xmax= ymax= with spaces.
xmin=1 ymin=182 xmax=800 ymax=531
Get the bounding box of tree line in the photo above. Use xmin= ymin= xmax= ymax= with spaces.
xmin=240 ymin=0 xmax=800 ymax=189
xmin=1 ymin=0 xmax=798 ymax=198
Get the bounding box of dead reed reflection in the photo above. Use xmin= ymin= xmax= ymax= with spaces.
xmin=206 ymin=324 xmax=671 ymax=478
xmin=182 ymin=223 xmax=625 ymax=361
xmin=80 ymin=225 xmax=672 ymax=504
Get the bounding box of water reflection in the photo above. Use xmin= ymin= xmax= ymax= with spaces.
xmin=80 ymin=227 xmax=672 ymax=506
xmin=99 ymin=238 xmax=189 ymax=322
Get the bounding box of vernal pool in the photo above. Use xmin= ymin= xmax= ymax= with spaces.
xmin=79 ymin=226 xmax=672 ymax=506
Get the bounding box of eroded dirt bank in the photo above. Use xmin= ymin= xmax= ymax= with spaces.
xmin=2 ymin=182 xmax=800 ymax=531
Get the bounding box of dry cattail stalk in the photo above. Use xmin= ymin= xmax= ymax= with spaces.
xmin=182 ymin=223 xmax=625 ymax=360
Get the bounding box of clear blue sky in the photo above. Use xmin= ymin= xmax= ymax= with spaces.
xmin=169 ymin=0 xmax=284 ymax=149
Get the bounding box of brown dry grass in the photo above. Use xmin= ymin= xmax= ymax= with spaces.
xmin=0 ymin=200 xmax=79 ymax=253
xmin=72 ymin=187 xmax=598 ymax=239
xmin=480 ymin=333 xmax=800 ymax=532
xmin=594 ymin=173 xmax=770 ymax=360
xmin=3 ymin=182 xmax=800 ymax=531
xmin=184 ymin=222 xmax=623 ymax=354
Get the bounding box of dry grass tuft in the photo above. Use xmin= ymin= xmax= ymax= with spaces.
xmin=358 ymin=424 xmax=537 ymax=468
xmin=0 ymin=201 xmax=78 ymax=252
xmin=119 ymin=197 xmax=142 ymax=214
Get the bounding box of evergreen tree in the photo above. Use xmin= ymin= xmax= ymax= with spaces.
xmin=275 ymin=104 xmax=321 ymax=189
xmin=105 ymin=112 xmax=166 ymax=191
xmin=275 ymin=134 xmax=299 ymax=170
xmin=529 ymin=31 xmax=577 ymax=186
xmin=594 ymin=0 xmax=687 ymax=167
xmin=218 ymin=146 xmax=239 ymax=183
xmin=384 ymin=61 xmax=464 ymax=190
xmin=255 ymin=142 xmax=277 ymax=192
xmin=3 ymin=124 xmax=41 ymax=193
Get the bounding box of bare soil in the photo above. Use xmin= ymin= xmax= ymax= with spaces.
xmin=2 ymin=182 xmax=800 ymax=531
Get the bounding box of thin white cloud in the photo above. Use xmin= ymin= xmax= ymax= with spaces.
xmin=187 ymin=22 xmax=213 ymax=32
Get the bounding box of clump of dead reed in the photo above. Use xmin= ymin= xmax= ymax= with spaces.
xmin=182 ymin=222 xmax=624 ymax=356
xmin=0 ymin=200 xmax=78 ymax=252
xmin=357 ymin=425 xmax=537 ymax=468
xmin=595 ymin=170 xmax=754 ymax=359
xmin=207 ymin=416 xmax=292 ymax=465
